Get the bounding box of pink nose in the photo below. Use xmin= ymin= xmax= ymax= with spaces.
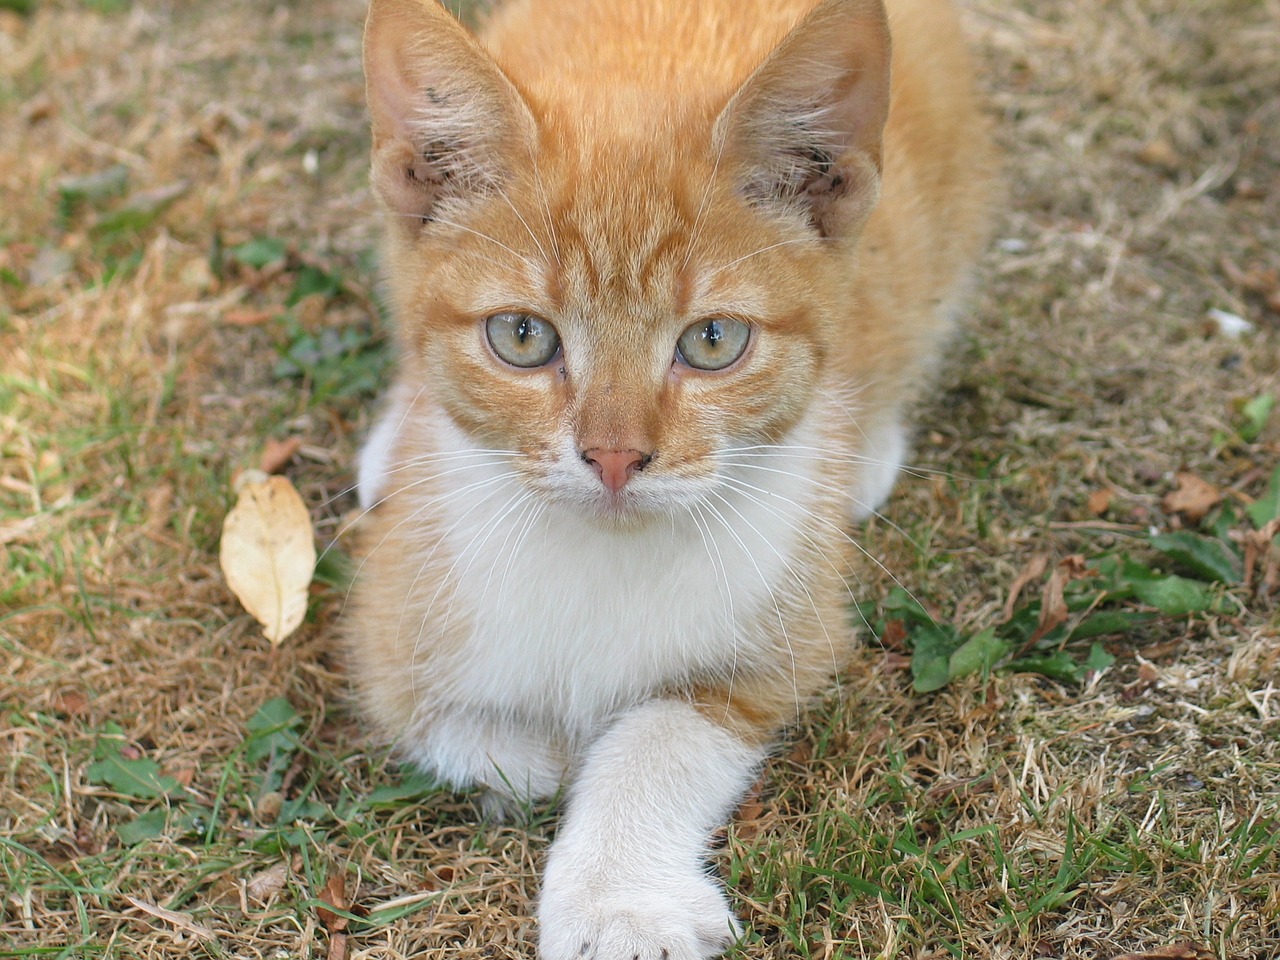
xmin=581 ymin=448 xmax=648 ymax=493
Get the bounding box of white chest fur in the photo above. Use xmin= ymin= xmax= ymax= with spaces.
xmin=364 ymin=410 xmax=831 ymax=739
xmin=437 ymin=458 xmax=814 ymax=733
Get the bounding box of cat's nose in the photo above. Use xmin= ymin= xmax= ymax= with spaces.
xmin=581 ymin=448 xmax=651 ymax=493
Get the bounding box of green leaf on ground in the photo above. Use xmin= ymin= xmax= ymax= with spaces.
xmin=1239 ymin=393 xmax=1274 ymax=443
xmin=1007 ymin=651 xmax=1082 ymax=684
xmin=910 ymin=624 xmax=957 ymax=693
xmin=245 ymin=697 xmax=304 ymax=796
xmin=363 ymin=773 xmax=444 ymax=807
xmin=91 ymin=180 xmax=191 ymax=238
xmin=287 ymin=264 xmax=343 ymax=305
xmin=947 ymin=627 xmax=1011 ymax=683
xmin=1131 ymin=575 xmax=1218 ymax=616
xmin=312 ymin=547 xmax=353 ymax=591
xmin=230 ymin=236 xmax=287 ymax=269
xmin=1248 ymin=465 xmax=1280 ymax=528
xmin=1066 ymin=608 xmax=1156 ymax=641
xmin=87 ymin=741 xmax=186 ymax=801
xmin=1083 ymin=643 xmax=1116 ymax=675
xmin=116 ymin=806 xmax=211 ymax=846
xmin=57 ymin=165 xmax=130 ymax=213
xmin=1148 ymin=532 xmax=1242 ymax=584
xmin=245 ymin=697 xmax=303 ymax=765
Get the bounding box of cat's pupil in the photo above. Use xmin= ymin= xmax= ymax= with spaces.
xmin=517 ymin=318 xmax=531 ymax=342
xmin=705 ymin=321 xmax=722 ymax=346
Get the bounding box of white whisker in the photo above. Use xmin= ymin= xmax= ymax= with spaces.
xmin=700 ymin=495 xmax=801 ymax=716
xmin=687 ymin=501 xmax=738 ymax=723
xmin=319 ymin=450 xmax=517 ymax=565
xmin=717 ymin=472 xmax=939 ymax=633
xmin=703 ymin=236 xmax=820 ymax=280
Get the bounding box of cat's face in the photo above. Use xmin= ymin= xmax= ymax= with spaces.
xmin=388 ymin=144 xmax=842 ymax=521
xmin=365 ymin=0 xmax=889 ymax=523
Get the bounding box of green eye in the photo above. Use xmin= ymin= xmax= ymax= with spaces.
xmin=676 ymin=317 xmax=751 ymax=371
xmin=485 ymin=312 xmax=561 ymax=368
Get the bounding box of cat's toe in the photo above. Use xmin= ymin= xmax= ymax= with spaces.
xmin=539 ymin=876 xmax=740 ymax=960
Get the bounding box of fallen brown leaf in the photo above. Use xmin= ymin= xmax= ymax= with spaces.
xmin=1002 ymin=554 xmax=1050 ymax=621
xmin=316 ymin=872 xmax=350 ymax=934
xmin=735 ymin=798 xmax=765 ymax=841
xmin=219 ymin=471 xmax=316 ymax=645
xmin=1086 ymin=487 xmax=1113 ymax=516
xmin=316 ymin=870 xmax=353 ymax=960
xmin=144 ymin=482 xmax=174 ymax=533
xmin=255 ymin=790 xmax=284 ymax=825
xmin=55 ymin=690 xmax=90 ymax=717
xmin=1038 ymin=556 xmax=1087 ymax=637
xmin=260 ymin=436 xmax=303 ymax=475
xmin=879 ymin=618 xmax=909 ymax=652
xmin=1138 ymin=637 xmax=1184 ymax=660
xmin=246 ymin=859 xmax=291 ymax=903
xmin=1239 ymin=518 xmax=1280 ymax=594
xmin=1162 ymin=472 xmax=1222 ymax=522
xmin=223 ymin=307 xmax=280 ymax=326
xmin=1121 ymin=658 xmax=1161 ymax=700
xmin=1135 ymin=138 xmax=1178 ymax=171
xmin=247 ymin=853 xmax=303 ymax=904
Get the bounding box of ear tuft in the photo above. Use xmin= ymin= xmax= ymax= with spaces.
xmin=364 ymin=0 xmax=535 ymax=223
xmin=715 ymin=0 xmax=891 ymax=239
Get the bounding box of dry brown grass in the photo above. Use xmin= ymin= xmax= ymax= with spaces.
xmin=1 ymin=0 xmax=1277 ymax=958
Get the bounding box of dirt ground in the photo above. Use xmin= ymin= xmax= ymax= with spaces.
xmin=1 ymin=0 xmax=1277 ymax=958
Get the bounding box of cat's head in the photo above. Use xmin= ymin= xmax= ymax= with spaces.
xmin=363 ymin=0 xmax=890 ymax=522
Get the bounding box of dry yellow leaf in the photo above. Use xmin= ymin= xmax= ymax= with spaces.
xmin=219 ymin=471 xmax=316 ymax=645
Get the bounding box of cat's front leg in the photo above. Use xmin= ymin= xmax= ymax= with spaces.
xmin=538 ymin=699 xmax=764 ymax=960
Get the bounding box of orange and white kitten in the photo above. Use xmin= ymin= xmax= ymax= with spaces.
xmin=348 ymin=0 xmax=992 ymax=956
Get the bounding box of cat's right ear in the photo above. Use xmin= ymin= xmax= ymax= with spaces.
xmin=364 ymin=0 xmax=536 ymax=223
xmin=714 ymin=0 xmax=891 ymax=239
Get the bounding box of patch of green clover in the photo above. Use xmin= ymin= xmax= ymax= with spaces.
xmin=885 ymin=464 xmax=1279 ymax=692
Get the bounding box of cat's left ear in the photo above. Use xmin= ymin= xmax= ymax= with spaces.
xmin=714 ymin=0 xmax=891 ymax=239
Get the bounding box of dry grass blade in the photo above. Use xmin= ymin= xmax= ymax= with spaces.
xmin=1108 ymin=944 xmax=1214 ymax=960
xmin=123 ymin=896 xmax=217 ymax=942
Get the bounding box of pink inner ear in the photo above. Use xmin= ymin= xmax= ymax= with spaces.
xmin=714 ymin=0 xmax=891 ymax=231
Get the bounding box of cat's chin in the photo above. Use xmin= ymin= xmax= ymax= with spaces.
xmin=576 ymin=493 xmax=666 ymax=530
xmin=561 ymin=485 xmax=696 ymax=531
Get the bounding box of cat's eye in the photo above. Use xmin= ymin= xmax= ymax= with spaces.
xmin=485 ymin=312 xmax=561 ymax=368
xmin=675 ymin=317 xmax=751 ymax=371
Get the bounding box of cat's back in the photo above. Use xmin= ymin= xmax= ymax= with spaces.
xmin=480 ymin=0 xmax=981 ymax=127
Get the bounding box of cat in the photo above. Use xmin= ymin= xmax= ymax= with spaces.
xmin=346 ymin=0 xmax=993 ymax=956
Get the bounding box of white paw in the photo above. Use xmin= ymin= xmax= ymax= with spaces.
xmin=539 ymin=872 xmax=741 ymax=960
xmin=851 ymin=419 xmax=906 ymax=520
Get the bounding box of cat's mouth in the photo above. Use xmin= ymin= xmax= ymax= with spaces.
xmin=580 ymin=486 xmax=658 ymax=527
